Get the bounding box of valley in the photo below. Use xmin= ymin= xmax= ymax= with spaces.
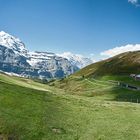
xmin=0 ymin=72 xmax=140 ymax=140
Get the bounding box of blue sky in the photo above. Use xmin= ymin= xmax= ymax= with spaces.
xmin=0 ymin=0 xmax=140 ymax=59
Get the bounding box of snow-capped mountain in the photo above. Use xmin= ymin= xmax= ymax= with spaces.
xmin=27 ymin=51 xmax=78 ymax=79
xmin=0 ymin=31 xmax=30 ymax=76
xmin=0 ymin=31 xmax=28 ymax=56
xmin=57 ymin=52 xmax=94 ymax=68
xmin=0 ymin=31 xmax=79 ymax=79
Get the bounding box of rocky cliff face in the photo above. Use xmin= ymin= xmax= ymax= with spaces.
xmin=0 ymin=31 xmax=79 ymax=79
xmin=27 ymin=51 xmax=78 ymax=79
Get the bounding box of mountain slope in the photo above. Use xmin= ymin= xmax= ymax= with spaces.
xmin=27 ymin=51 xmax=79 ymax=78
xmin=57 ymin=52 xmax=94 ymax=68
xmin=74 ymin=51 xmax=140 ymax=77
xmin=0 ymin=31 xmax=79 ymax=79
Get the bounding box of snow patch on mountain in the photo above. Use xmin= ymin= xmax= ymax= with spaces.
xmin=57 ymin=52 xmax=94 ymax=68
xmin=0 ymin=70 xmax=23 ymax=77
xmin=27 ymin=51 xmax=55 ymax=66
xmin=0 ymin=31 xmax=28 ymax=56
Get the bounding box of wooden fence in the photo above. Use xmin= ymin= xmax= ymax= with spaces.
xmin=116 ymin=98 xmax=140 ymax=103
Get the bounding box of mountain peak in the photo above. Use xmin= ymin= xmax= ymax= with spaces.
xmin=0 ymin=31 xmax=7 ymax=35
xmin=0 ymin=31 xmax=13 ymax=38
xmin=0 ymin=31 xmax=27 ymax=55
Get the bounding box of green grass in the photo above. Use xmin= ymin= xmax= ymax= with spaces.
xmin=97 ymin=75 xmax=140 ymax=86
xmin=1 ymin=73 xmax=140 ymax=139
xmin=0 ymin=73 xmax=52 ymax=91
xmin=53 ymin=76 xmax=140 ymax=102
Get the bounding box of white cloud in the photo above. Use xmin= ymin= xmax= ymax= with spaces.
xmin=128 ymin=0 xmax=140 ymax=6
xmin=100 ymin=44 xmax=140 ymax=57
xmin=128 ymin=0 xmax=138 ymax=4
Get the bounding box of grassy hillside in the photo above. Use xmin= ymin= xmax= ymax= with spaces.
xmin=53 ymin=76 xmax=140 ymax=102
xmin=0 ymin=73 xmax=51 ymax=91
xmin=1 ymin=73 xmax=140 ymax=139
xmin=74 ymin=51 xmax=140 ymax=77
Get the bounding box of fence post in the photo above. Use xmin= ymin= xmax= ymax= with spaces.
xmin=137 ymin=98 xmax=139 ymax=103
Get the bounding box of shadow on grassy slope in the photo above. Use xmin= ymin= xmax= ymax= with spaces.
xmin=110 ymin=87 xmax=140 ymax=103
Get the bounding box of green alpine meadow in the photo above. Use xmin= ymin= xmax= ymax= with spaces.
xmin=1 ymin=51 xmax=140 ymax=139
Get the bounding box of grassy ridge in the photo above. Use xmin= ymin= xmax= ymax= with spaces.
xmin=0 ymin=73 xmax=51 ymax=91
xmin=74 ymin=51 xmax=140 ymax=77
